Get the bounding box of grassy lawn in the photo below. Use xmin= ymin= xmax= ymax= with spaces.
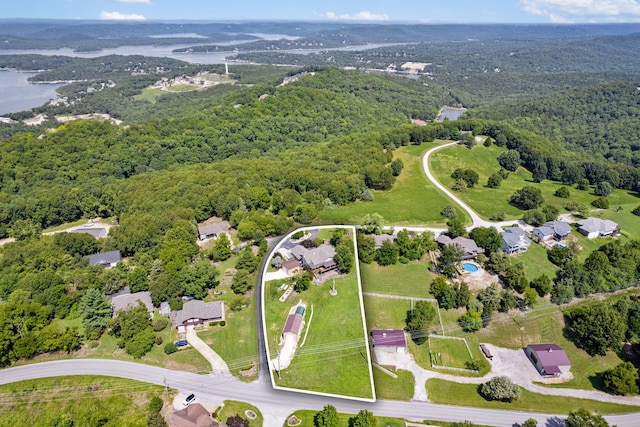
xmin=42 ymin=218 xmax=90 ymax=233
xmin=372 ymin=368 xmax=415 ymax=401
xmin=317 ymin=143 xmax=470 ymax=227
xmin=134 ymin=86 xmax=164 ymax=103
xmin=426 ymin=378 xmax=640 ymax=414
xmin=430 ymin=143 xmax=640 ymax=232
xmin=363 ymin=295 xmax=411 ymax=331
xmin=285 ymin=410 xmax=405 ymax=427
xmin=0 ymin=376 xmax=165 ymax=427
xmin=167 ymin=83 xmax=194 ymax=92
xmin=264 ymin=264 xmax=374 ymax=399
xmin=429 ymin=336 xmax=474 ymax=369
xmin=360 ymin=261 xmax=435 ymax=298
xmin=511 ymin=241 xmax=558 ymax=281
xmin=216 ymin=400 xmax=263 ymax=426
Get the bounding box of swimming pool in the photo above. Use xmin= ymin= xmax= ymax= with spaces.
xmin=462 ymin=262 xmax=479 ymax=273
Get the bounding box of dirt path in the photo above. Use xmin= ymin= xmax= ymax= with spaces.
xmin=185 ymin=328 xmax=230 ymax=374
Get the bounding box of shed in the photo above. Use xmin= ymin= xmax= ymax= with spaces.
xmin=525 ymin=343 xmax=571 ymax=377
xmin=371 ymin=329 xmax=407 ymax=353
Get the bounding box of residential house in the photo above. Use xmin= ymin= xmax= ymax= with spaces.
xmin=86 ymin=250 xmax=122 ymax=268
xmin=170 ymin=403 xmax=216 ymax=427
xmin=502 ymin=227 xmax=531 ymax=255
xmin=282 ymin=258 xmax=302 ymax=276
xmin=289 ymin=244 xmax=337 ymax=276
xmin=577 ymin=218 xmax=619 ymax=239
xmin=436 ymin=234 xmax=484 ymax=260
xmin=70 ymin=227 xmax=108 ymax=239
xmin=197 ymin=222 xmax=230 ymax=241
xmin=371 ymin=329 xmax=407 ymax=353
xmin=373 ymin=234 xmax=396 ymax=248
xmin=173 ymin=300 xmax=225 ymax=331
xmin=525 ymin=343 xmax=571 ymax=377
xmin=532 ymin=221 xmax=572 ymax=243
xmin=110 ymin=289 xmax=154 ymax=318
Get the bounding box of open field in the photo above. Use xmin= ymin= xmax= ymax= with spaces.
xmin=429 ymin=143 xmax=640 ymax=238
xmin=0 ymin=376 xmax=164 ymax=427
xmin=134 ymin=86 xmax=164 ymax=103
xmin=317 ymin=143 xmax=470 ymax=226
xmin=372 ymin=368 xmax=415 ymax=401
xmin=511 ymin=240 xmax=559 ymax=281
xmin=429 ymin=336 xmax=474 ymax=369
xmin=285 ymin=410 xmax=405 ymax=427
xmin=263 ymin=266 xmax=374 ymax=399
xmin=217 ymin=400 xmax=263 ymax=426
xmin=426 ymin=378 xmax=640 ymax=414
xmin=360 ymin=261 xmax=435 ymax=298
xmin=363 ymin=295 xmax=412 ymax=331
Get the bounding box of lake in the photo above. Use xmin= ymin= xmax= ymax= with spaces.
xmin=437 ymin=107 xmax=466 ymax=122
xmin=0 ymin=70 xmax=62 ymax=115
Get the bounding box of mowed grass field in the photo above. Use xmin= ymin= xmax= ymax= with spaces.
xmin=285 ymin=410 xmax=405 ymax=427
xmin=426 ymin=378 xmax=640 ymax=415
xmin=428 ymin=336 xmax=474 ymax=369
xmin=263 ymin=270 xmax=374 ymax=399
xmin=317 ymin=143 xmax=470 ymax=227
xmin=0 ymin=376 xmax=164 ymax=427
xmin=360 ymin=261 xmax=435 ymax=298
xmin=429 ymin=143 xmax=640 ymax=238
xmin=372 ymin=368 xmax=415 ymax=401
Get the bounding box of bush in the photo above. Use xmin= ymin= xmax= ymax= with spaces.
xmin=591 ymin=197 xmax=610 ymax=209
xmin=148 ymin=396 xmax=164 ymax=412
xmin=631 ymin=205 xmax=640 ymax=216
xmin=291 ymin=231 xmax=304 ymax=239
xmin=480 ymin=376 xmax=521 ymax=402
xmin=155 ymin=336 xmax=163 ymax=346
xmin=555 ymin=186 xmax=570 ymax=198
xmin=220 ymin=320 xmax=226 ymax=327
xmin=601 ymin=362 xmax=639 ymax=395
xmin=163 ymin=342 xmax=177 ymax=355
xmin=153 ymin=318 xmax=168 ymax=332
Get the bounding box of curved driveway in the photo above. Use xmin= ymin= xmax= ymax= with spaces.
xmin=422 ymin=142 xmax=519 ymax=231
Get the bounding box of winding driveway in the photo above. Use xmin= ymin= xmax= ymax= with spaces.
xmin=422 ymin=142 xmax=519 ymax=231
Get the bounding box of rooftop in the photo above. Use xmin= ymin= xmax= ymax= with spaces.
xmin=371 ymin=329 xmax=407 ymax=348
xmin=111 ymin=290 xmax=153 ymax=315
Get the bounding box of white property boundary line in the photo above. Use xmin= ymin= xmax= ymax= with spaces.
xmin=260 ymin=225 xmax=376 ymax=403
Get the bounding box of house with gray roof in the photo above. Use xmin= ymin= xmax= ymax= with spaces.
xmin=532 ymin=221 xmax=572 ymax=242
xmin=172 ymin=300 xmax=225 ymax=330
xmin=290 ymin=244 xmax=337 ymax=276
xmin=577 ymin=218 xmax=619 ymax=239
xmin=86 ymin=250 xmax=122 ymax=268
xmin=70 ymin=227 xmax=108 ymax=239
xmin=502 ymin=227 xmax=531 ymax=255
xmin=197 ymin=221 xmax=230 ymax=241
xmin=525 ymin=343 xmax=571 ymax=377
xmin=436 ymin=234 xmax=484 ymax=260
xmin=110 ymin=289 xmax=154 ymax=318
xmin=373 ymin=233 xmax=396 ymax=248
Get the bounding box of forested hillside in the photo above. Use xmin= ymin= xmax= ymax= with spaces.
xmin=470 ymin=81 xmax=640 ymax=167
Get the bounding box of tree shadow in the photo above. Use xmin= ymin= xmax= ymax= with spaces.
xmin=545 ymin=416 xmax=566 ymax=427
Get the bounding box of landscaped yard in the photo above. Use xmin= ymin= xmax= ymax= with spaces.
xmin=263 ymin=255 xmax=374 ymax=399
xmin=511 ymin=241 xmax=558 ymax=281
xmin=317 ymin=143 xmax=470 ymax=227
xmin=363 ymin=295 xmax=411 ymax=331
xmin=372 ymin=368 xmax=415 ymax=401
xmin=426 ymin=378 xmax=640 ymax=414
xmin=360 ymin=261 xmax=435 ymax=298
xmin=216 ymin=400 xmax=263 ymax=426
xmin=428 ymin=336 xmax=474 ymax=370
xmin=429 ymin=143 xmax=640 ymax=238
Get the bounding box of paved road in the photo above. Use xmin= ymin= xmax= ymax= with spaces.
xmin=2 ymin=359 xmax=640 ymax=427
xmin=421 ymin=142 xmax=519 ymax=231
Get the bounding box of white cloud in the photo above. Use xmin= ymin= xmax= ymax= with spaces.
xmin=112 ymin=0 xmax=151 ymax=3
xmin=100 ymin=11 xmax=146 ymax=20
xmin=325 ymin=11 xmax=389 ymax=21
xmin=520 ymin=0 xmax=640 ymax=22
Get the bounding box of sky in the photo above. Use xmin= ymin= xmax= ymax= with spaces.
xmin=2 ymin=0 xmax=640 ymax=23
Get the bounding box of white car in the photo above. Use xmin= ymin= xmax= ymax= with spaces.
xmin=182 ymin=393 xmax=196 ymax=406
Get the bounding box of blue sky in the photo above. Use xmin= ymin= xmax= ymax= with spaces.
xmin=2 ymin=0 xmax=640 ymax=23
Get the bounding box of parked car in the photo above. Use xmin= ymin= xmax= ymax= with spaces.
xmin=182 ymin=393 xmax=196 ymax=406
xmin=175 ymin=339 xmax=188 ymax=347
xmin=181 ymin=296 xmax=194 ymax=301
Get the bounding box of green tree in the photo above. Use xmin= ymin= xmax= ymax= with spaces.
xmin=362 ymin=213 xmax=384 ymax=234
xmin=555 ymin=186 xmax=571 ymax=198
xmin=439 ymin=243 xmax=463 ymax=278
xmin=314 ymin=404 xmax=339 ymax=427
xmin=440 ymin=204 xmax=457 ymax=219
xmin=458 ymin=310 xmax=483 ymax=332
xmin=293 ymin=272 xmax=312 ymax=293
xmin=334 ymin=239 xmax=354 ymax=273
xmin=109 ymin=302 xmax=154 ymax=358
xmin=480 ymin=376 xmax=521 ymax=402
xmin=210 ymin=233 xmax=232 ymax=261
xmin=431 ymin=276 xmax=458 ymax=310
xmin=591 ymin=197 xmax=609 ymax=209
xmin=231 ymin=269 xmax=253 ymax=295
xmin=469 ymin=227 xmax=502 ymax=256
xmin=487 ymin=172 xmax=502 ymax=188
xmin=601 ymin=362 xmax=639 ymax=395
xmin=8 ymin=219 xmax=42 ymax=241
xmin=390 ymin=158 xmax=404 ymax=176
xmin=447 ymin=218 xmax=466 ymax=239
xmin=510 ymin=186 xmax=544 ymax=210
xmin=522 ymin=419 xmax=538 ymax=427
xmin=349 ymin=409 xmax=376 ymax=427
xmin=530 ymin=274 xmax=553 ymax=297
xmin=497 ymin=150 xmax=521 ymax=171
xmin=594 ymin=181 xmax=613 ymax=197
xmin=128 ymin=266 xmax=149 ymax=293
xmin=565 ymin=409 xmax=610 ymax=427
xmin=235 ymin=247 xmax=259 ymax=273
xmin=405 ymin=301 xmax=436 ymax=345
xmin=356 ymin=233 xmax=376 ymax=263
xmin=375 ymin=240 xmax=398 ymax=266
xmin=566 ymin=302 xmax=626 ymax=356
xmin=79 ymin=288 xmax=112 ymax=340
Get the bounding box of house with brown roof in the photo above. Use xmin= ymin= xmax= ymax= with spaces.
xmin=525 ymin=343 xmax=571 ymax=377
xmin=371 ymin=329 xmax=407 ymax=353
xmin=172 ymin=300 xmax=225 ymax=331
xmin=170 ymin=403 xmax=216 ymax=427
xmin=289 ymin=244 xmax=337 ymax=276
xmin=282 ymin=258 xmax=302 ymax=275
xmin=436 ymin=234 xmax=484 ymax=260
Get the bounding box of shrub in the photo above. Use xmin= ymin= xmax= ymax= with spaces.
xmin=153 ymin=318 xmax=168 ymax=332
xmin=155 ymin=336 xmax=163 ymax=346
xmin=594 ymin=181 xmax=613 ymax=197
xmin=631 ymin=205 xmax=640 ymax=216
xmin=480 ymin=376 xmax=521 ymax=402
xmin=555 ymin=186 xmax=570 ymax=198
xmin=220 ymin=320 xmax=226 ymax=327
xmin=591 ymin=197 xmax=609 ymax=209
xmin=163 ymin=343 xmax=177 ymax=355
xmin=291 ymin=231 xmax=304 ymax=239
xmin=601 ymin=362 xmax=640 ymax=395
xmin=148 ymin=396 xmax=164 ymax=412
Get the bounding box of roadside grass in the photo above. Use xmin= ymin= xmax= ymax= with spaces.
xmin=428 ymin=336 xmax=474 ymax=369
xmin=316 ymin=143 xmax=470 ymax=227
xmin=426 ymin=378 xmax=640 ymax=414
xmin=264 ymin=266 xmax=374 ymax=399
xmin=285 ymin=410 xmax=405 ymax=427
xmin=372 ymin=368 xmax=415 ymax=401
xmin=363 ymin=295 xmax=411 ymax=330
xmin=42 ymin=218 xmax=89 ymax=233
xmin=360 ymin=261 xmax=435 ymax=298
xmin=134 ymin=87 xmax=163 ymax=103
xmin=429 ymin=143 xmax=640 ymax=236
xmin=216 ymin=400 xmax=263 ymax=426
xmin=511 ymin=241 xmax=558 ymax=281
xmin=0 ymin=376 xmax=164 ymax=427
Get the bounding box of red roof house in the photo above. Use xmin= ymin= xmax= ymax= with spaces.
xmin=525 ymin=343 xmax=571 ymax=377
xmin=371 ymin=329 xmax=407 ymax=353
